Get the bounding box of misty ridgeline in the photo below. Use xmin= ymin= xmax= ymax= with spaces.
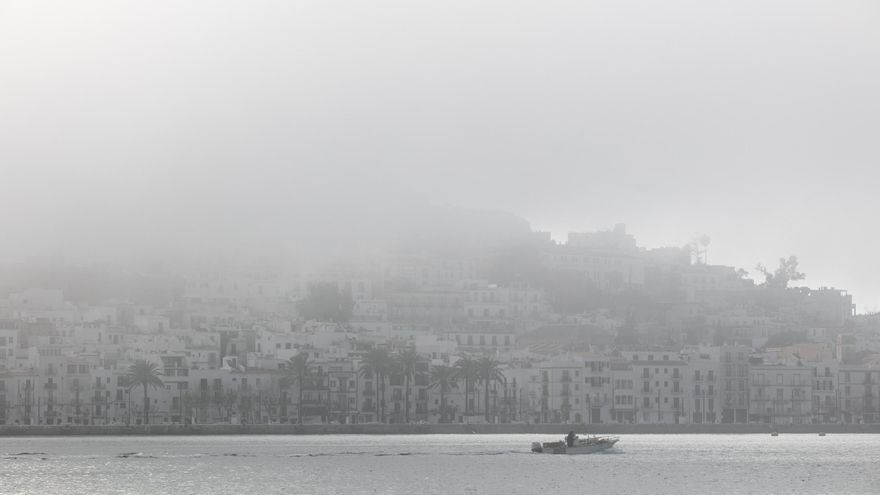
xmin=0 ymin=215 xmax=873 ymax=427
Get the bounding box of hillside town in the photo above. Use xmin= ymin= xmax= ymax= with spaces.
xmin=0 ymin=224 xmax=876 ymax=428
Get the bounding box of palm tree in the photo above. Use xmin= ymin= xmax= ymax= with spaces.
xmin=280 ymin=352 xmax=311 ymax=424
xmin=455 ymin=356 xmax=479 ymax=416
xmin=124 ymin=360 xmax=164 ymax=425
xmin=429 ymin=365 xmax=458 ymax=423
xmin=477 ymin=357 xmax=505 ymax=423
xmin=359 ymin=348 xmax=391 ymax=422
xmin=396 ymin=349 xmax=419 ymax=423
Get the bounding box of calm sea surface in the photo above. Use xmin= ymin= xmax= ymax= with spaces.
xmin=0 ymin=434 xmax=877 ymax=494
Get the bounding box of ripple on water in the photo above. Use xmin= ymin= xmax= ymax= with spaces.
xmin=0 ymin=434 xmax=877 ymax=495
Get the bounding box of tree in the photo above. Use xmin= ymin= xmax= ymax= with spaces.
xmin=71 ymin=379 xmax=84 ymax=424
xmin=689 ymin=235 xmax=711 ymax=264
xmin=359 ymin=348 xmax=391 ymax=422
xmin=299 ymin=282 xmax=354 ymax=323
xmin=222 ymin=389 xmax=239 ymax=422
xmin=477 ymin=357 xmax=505 ymax=423
xmin=756 ymin=256 xmax=806 ymax=290
xmin=765 ymin=330 xmax=808 ymax=349
xmin=488 ymin=243 xmax=548 ymax=286
xmin=543 ymin=270 xmax=603 ymax=314
xmin=280 ymin=352 xmax=312 ymax=424
xmin=124 ymin=360 xmax=164 ymax=425
xmin=430 ymin=365 xmax=458 ymax=423
xmin=185 ymin=390 xmax=209 ymax=424
xmin=455 ymin=356 xmax=480 ymax=416
xmin=615 ymin=313 xmax=640 ymax=347
xmin=396 ymin=349 xmax=419 ymax=423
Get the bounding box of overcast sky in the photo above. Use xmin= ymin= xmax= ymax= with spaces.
xmin=1 ymin=1 xmax=879 ymax=309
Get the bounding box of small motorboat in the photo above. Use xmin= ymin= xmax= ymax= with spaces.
xmin=531 ymin=435 xmax=619 ymax=455
xmin=819 ymin=432 xmax=826 ymax=437
xmin=770 ymin=432 xmax=779 ymax=437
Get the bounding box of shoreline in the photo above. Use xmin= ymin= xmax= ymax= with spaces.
xmin=1 ymin=423 xmax=878 ymax=436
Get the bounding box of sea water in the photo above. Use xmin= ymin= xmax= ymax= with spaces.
xmin=0 ymin=434 xmax=877 ymax=494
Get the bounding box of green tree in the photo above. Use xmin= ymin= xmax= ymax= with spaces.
xmin=280 ymin=352 xmax=312 ymax=424
xmin=396 ymin=349 xmax=419 ymax=423
xmin=184 ymin=390 xmax=209 ymax=424
xmin=756 ymin=256 xmax=806 ymax=289
xmin=299 ymin=282 xmax=354 ymax=322
xmin=221 ymin=389 xmax=238 ymax=422
xmin=359 ymin=348 xmax=391 ymax=422
xmin=614 ymin=313 xmax=640 ymax=347
xmin=477 ymin=357 xmax=505 ymax=423
xmin=124 ymin=360 xmax=164 ymax=425
xmin=429 ymin=365 xmax=458 ymax=423
xmin=455 ymin=356 xmax=480 ymax=416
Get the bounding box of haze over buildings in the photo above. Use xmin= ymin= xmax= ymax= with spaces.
xmin=1 ymin=0 xmax=880 ymax=309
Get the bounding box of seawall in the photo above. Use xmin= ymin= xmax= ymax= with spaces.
xmin=1 ymin=423 xmax=879 ymax=436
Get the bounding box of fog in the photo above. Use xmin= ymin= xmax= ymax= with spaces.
xmin=1 ymin=1 xmax=879 ymax=307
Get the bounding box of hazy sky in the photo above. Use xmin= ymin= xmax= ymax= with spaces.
xmin=1 ymin=1 xmax=879 ymax=309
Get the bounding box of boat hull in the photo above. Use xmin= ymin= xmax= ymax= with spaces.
xmin=532 ymin=438 xmax=618 ymax=455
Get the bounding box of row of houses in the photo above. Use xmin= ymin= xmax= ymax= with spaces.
xmin=2 ymin=329 xmax=878 ymax=427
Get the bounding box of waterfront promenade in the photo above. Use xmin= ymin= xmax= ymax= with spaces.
xmin=1 ymin=422 xmax=879 ymax=436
